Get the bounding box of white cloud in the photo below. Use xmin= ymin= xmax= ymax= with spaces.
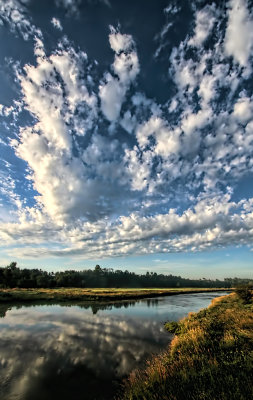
xmin=8 ymin=34 xmax=140 ymax=225
xmin=170 ymin=50 xmax=196 ymax=92
xmin=99 ymin=74 xmax=126 ymax=122
xmin=2 ymin=194 xmax=253 ymax=259
xmin=181 ymin=108 xmax=211 ymax=135
xmin=136 ymin=116 xmax=180 ymax=156
xmin=112 ymin=50 xmax=139 ymax=84
xmin=188 ymin=4 xmax=217 ymax=47
xmin=224 ymin=0 xmax=253 ymax=68
xmin=1 ymin=2 xmax=253 ymax=262
xmin=108 ymin=26 xmax=134 ymax=54
xmin=233 ymin=96 xmax=253 ymax=124
xmin=120 ymin=111 xmax=137 ymax=134
xmin=197 ymin=73 xmax=217 ymax=106
xmin=0 ymin=0 xmax=41 ymax=40
xmin=51 ymin=17 xmax=63 ymax=30
xmin=154 ymin=1 xmax=181 ymax=58
xmin=124 ymin=146 xmax=151 ymax=191
xmin=11 ymin=41 xmax=105 ymax=224
xmin=99 ymin=28 xmax=139 ymax=122
xmin=0 ymin=171 xmax=23 ymax=214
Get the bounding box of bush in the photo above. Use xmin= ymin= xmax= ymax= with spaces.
xmin=164 ymin=321 xmax=181 ymax=334
xmin=121 ymin=294 xmax=253 ymax=400
xmin=235 ymin=284 xmax=253 ymax=304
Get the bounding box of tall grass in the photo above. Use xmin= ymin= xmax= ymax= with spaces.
xmin=120 ymin=293 xmax=253 ymax=400
xmin=0 ymin=287 xmax=229 ymax=302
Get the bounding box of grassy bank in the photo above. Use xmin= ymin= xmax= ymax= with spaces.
xmin=0 ymin=287 xmax=229 ymax=303
xmin=121 ymin=293 xmax=253 ymax=400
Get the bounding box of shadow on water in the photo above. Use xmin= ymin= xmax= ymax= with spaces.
xmin=0 ymin=292 xmax=228 ymax=400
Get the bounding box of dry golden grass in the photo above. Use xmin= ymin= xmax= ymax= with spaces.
xmin=0 ymin=287 xmax=229 ymax=302
xmin=120 ymin=293 xmax=253 ymax=400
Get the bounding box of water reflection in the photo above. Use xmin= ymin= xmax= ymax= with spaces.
xmin=0 ymin=292 xmax=227 ymax=400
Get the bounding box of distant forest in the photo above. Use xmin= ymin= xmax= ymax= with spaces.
xmin=0 ymin=262 xmax=251 ymax=289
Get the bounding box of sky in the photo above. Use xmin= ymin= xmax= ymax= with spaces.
xmin=0 ymin=0 xmax=253 ymax=278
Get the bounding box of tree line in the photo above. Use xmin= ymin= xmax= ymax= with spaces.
xmin=0 ymin=262 xmax=251 ymax=289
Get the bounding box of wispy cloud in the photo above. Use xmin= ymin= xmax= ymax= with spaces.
xmin=0 ymin=0 xmax=41 ymax=40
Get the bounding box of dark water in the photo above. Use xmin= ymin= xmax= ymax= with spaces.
xmin=0 ymin=292 xmax=228 ymax=400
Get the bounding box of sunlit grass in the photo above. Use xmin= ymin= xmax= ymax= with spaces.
xmin=0 ymin=287 xmax=229 ymax=302
xmin=120 ymin=293 xmax=253 ymax=400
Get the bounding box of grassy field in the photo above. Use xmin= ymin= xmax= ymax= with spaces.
xmin=120 ymin=292 xmax=253 ymax=400
xmin=0 ymin=287 xmax=230 ymax=303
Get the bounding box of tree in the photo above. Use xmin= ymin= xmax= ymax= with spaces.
xmin=95 ymin=265 xmax=102 ymax=273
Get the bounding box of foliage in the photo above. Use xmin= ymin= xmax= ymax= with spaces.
xmin=120 ymin=294 xmax=253 ymax=400
xmin=164 ymin=321 xmax=181 ymax=334
xmin=0 ymin=262 xmax=251 ymax=289
xmin=235 ymin=283 xmax=253 ymax=304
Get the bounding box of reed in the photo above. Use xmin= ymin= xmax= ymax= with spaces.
xmin=120 ymin=292 xmax=253 ymax=400
xmin=0 ymin=287 xmax=229 ymax=302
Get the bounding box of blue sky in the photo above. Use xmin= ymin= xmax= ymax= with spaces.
xmin=0 ymin=0 xmax=253 ymax=278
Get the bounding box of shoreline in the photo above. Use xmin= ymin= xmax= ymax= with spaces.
xmin=120 ymin=292 xmax=253 ymax=400
xmin=0 ymin=287 xmax=232 ymax=303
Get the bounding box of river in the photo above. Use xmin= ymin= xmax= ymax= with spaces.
xmin=0 ymin=291 xmax=228 ymax=400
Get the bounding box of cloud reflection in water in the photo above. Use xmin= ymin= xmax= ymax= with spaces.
xmin=0 ymin=299 xmax=171 ymax=400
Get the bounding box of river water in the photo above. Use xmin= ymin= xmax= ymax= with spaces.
xmin=0 ymin=292 xmax=227 ymax=400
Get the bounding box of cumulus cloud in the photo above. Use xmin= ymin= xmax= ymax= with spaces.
xmin=124 ymin=116 xmax=181 ymax=192
xmin=8 ymin=33 xmax=139 ymax=225
xmin=224 ymin=0 xmax=253 ymax=68
xmin=51 ymin=17 xmax=63 ymax=30
xmin=2 ymin=193 xmax=253 ymax=260
xmin=11 ymin=40 xmax=102 ymax=223
xmin=99 ymin=27 xmax=139 ymax=122
xmin=188 ymin=4 xmax=218 ymax=47
xmin=1 ymin=1 xmax=253 ymax=261
xmin=233 ymin=96 xmax=253 ymax=124
xmin=108 ymin=27 xmax=134 ymax=54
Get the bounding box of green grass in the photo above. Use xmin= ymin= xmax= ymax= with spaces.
xmin=120 ymin=293 xmax=253 ymax=400
xmin=0 ymin=287 xmax=229 ymax=303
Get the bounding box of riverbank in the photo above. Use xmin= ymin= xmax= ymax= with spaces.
xmin=0 ymin=287 xmax=230 ymax=303
xmin=120 ymin=292 xmax=253 ymax=400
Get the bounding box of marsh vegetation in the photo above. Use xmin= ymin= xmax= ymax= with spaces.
xmin=121 ymin=291 xmax=253 ymax=400
xmin=0 ymin=287 xmax=231 ymax=303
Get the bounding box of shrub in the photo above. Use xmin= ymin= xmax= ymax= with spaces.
xmin=235 ymin=284 xmax=253 ymax=304
xmin=164 ymin=321 xmax=181 ymax=334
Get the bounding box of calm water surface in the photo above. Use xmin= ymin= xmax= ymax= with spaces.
xmin=0 ymin=292 xmax=228 ymax=400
